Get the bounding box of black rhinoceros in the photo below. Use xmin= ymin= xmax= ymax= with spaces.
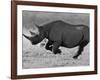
xmin=23 ymin=20 xmax=89 ymax=59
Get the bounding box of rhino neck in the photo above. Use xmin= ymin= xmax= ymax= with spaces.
xmin=40 ymin=25 xmax=50 ymax=38
xmin=38 ymin=27 xmax=46 ymax=40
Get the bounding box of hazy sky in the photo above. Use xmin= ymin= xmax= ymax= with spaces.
xmin=22 ymin=10 xmax=89 ymax=29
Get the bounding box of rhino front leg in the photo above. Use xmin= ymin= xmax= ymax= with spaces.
xmin=52 ymin=41 xmax=61 ymax=54
xmin=45 ymin=40 xmax=53 ymax=51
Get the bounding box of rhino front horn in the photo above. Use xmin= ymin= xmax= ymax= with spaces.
xmin=22 ymin=34 xmax=32 ymax=41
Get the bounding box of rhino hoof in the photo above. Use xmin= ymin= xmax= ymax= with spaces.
xmin=57 ymin=49 xmax=61 ymax=53
xmin=73 ymin=56 xmax=78 ymax=59
xmin=54 ymin=49 xmax=61 ymax=54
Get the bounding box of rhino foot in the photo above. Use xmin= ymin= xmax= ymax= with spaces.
xmin=46 ymin=46 xmax=52 ymax=51
xmin=54 ymin=49 xmax=61 ymax=54
xmin=73 ymin=55 xmax=78 ymax=59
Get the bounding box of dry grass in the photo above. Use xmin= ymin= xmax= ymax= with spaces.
xmin=22 ymin=37 xmax=89 ymax=69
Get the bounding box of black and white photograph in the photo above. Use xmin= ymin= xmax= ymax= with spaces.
xmin=22 ymin=11 xmax=90 ymax=69
xmin=11 ymin=1 xmax=97 ymax=79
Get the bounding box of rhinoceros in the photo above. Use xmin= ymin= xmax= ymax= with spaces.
xmin=23 ymin=20 xmax=89 ymax=59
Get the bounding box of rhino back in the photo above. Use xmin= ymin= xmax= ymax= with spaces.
xmin=46 ymin=20 xmax=68 ymax=41
xmin=42 ymin=20 xmax=88 ymax=47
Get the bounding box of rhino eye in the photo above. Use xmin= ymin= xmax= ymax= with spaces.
xmin=35 ymin=35 xmax=39 ymax=37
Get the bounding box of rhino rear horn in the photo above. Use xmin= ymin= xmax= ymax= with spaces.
xmin=29 ymin=31 xmax=36 ymax=35
xmin=34 ymin=23 xmax=40 ymax=28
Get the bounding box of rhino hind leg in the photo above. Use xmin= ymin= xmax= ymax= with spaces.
xmin=73 ymin=40 xmax=89 ymax=59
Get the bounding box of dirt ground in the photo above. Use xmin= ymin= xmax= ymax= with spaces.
xmin=22 ymin=37 xmax=90 ymax=69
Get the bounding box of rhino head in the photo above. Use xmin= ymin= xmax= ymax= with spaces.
xmin=23 ymin=24 xmax=45 ymax=45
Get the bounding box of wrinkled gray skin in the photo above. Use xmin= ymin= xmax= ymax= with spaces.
xmin=23 ymin=20 xmax=89 ymax=59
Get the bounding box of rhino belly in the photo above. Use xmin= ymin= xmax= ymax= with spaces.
xmin=62 ymin=30 xmax=83 ymax=48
